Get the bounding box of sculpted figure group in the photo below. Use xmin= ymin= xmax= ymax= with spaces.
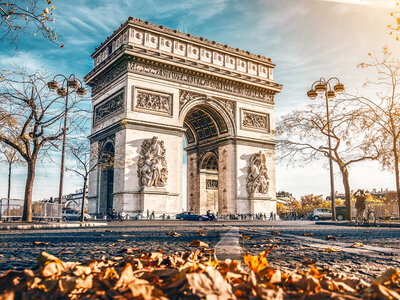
xmin=138 ymin=136 xmax=168 ymax=187
xmin=246 ymin=151 xmax=270 ymax=195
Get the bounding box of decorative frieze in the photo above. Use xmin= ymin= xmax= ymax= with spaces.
xmin=206 ymin=179 xmax=218 ymax=190
xmin=247 ymin=151 xmax=270 ymax=195
xmin=128 ymin=60 xmax=274 ymax=103
xmin=138 ymin=136 xmax=168 ymax=188
xmin=242 ymin=109 xmax=270 ymax=132
xmin=136 ymin=89 xmax=172 ymax=115
xmin=94 ymin=89 xmax=124 ymax=125
xmin=214 ymin=97 xmax=235 ymax=120
xmin=179 ymin=90 xmax=203 ymax=111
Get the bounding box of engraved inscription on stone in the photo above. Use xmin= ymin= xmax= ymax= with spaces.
xmin=206 ymin=179 xmax=218 ymax=190
xmin=136 ymin=89 xmax=172 ymax=115
xmin=246 ymin=151 xmax=270 ymax=195
xmin=138 ymin=136 xmax=168 ymax=188
xmin=242 ymin=110 xmax=270 ymax=132
xmin=129 ymin=60 xmax=274 ymax=102
xmin=94 ymin=90 xmax=124 ymax=125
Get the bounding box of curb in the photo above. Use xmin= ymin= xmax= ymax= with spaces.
xmin=315 ymin=221 xmax=400 ymax=228
xmin=0 ymin=222 xmax=108 ymax=231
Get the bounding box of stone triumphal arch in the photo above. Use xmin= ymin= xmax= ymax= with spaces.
xmin=84 ymin=18 xmax=282 ymax=217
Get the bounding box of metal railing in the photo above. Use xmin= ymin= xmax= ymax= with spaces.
xmin=0 ymin=199 xmax=62 ymax=220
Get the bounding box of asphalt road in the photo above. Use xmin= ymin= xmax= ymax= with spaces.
xmin=0 ymin=220 xmax=399 ymax=280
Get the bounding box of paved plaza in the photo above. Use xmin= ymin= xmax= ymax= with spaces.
xmin=1 ymin=220 xmax=399 ymax=280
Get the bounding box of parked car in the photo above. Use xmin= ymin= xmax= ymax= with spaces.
xmin=335 ymin=206 xmax=346 ymax=221
xmin=176 ymin=212 xmax=209 ymax=221
xmin=313 ymin=208 xmax=332 ymax=221
xmin=307 ymin=213 xmax=315 ymax=220
xmin=62 ymin=209 xmax=91 ymax=221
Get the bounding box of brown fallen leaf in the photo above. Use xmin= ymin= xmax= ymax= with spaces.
xmin=57 ymin=250 xmax=74 ymax=255
xmin=121 ymin=234 xmax=135 ymax=237
xmin=167 ymin=231 xmax=182 ymax=237
xmin=302 ymin=233 xmax=315 ymax=236
xmin=190 ymin=240 xmax=209 ymax=247
xmin=197 ymin=230 xmax=207 ymax=236
xmin=240 ymin=234 xmax=252 ymax=239
xmin=352 ymin=242 xmax=364 ymax=247
xmin=322 ymin=247 xmax=340 ymax=253
xmin=325 ymin=235 xmax=337 ymax=241
xmin=33 ymin=241 xmax=50 ymax=246
xmin=271 ymin=231 xmax=280 ymax=235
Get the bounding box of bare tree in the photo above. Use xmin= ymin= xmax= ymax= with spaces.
xmin=351 ymin=48 xmax=400 ymax=216
xmin=276 ymin=101 xmax=381 ymax=220
xmin=0 ymin=0 xmax=62 ymax=47
xmin=0 ymin=144 xmax=24 ymax=199
xmin=66 ymin=138 xmax=114 ymax=222
xmin=0 ymin=69 xmax=85 ymax=221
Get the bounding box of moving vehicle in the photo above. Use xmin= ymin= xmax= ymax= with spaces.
xmin=62 ymin=209 xmax=91 ymax=221
xmin=335 ymin=206 xmax=346 ymax=221
xmin=176 ymin=212 xmax=210 ymax=221
xmin=312 ymin=208 xmax=332 ymax=221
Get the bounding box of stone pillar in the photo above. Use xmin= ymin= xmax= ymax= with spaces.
xmin=218 ymin=143 xmax=237 ymax=214
xmin=187 ymin=151 xmax=200 ymax=213
xmin=87 ymin=141 xmax=99 ymax=214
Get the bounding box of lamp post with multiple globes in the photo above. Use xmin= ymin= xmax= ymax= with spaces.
xmin=47 ymin=75 xmax=87 ymax=208
xmin=307 ymin=77 xmax=345 ymax=221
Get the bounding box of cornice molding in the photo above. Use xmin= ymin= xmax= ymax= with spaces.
xmin=86 ymin=54 xmax=281 ymax=103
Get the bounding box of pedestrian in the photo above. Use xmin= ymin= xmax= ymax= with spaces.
xmin=146 ymin=209 xmax=149 ymax=220
xmin=273 ymin=213 xmax=277 ymax=220
xmin=151 ymin=210 xmax=155 ymax=220
xmin=269 ymin=211 xmax=274 ymax=220
xmin=355 ymin=189 xmax=366 ymax=222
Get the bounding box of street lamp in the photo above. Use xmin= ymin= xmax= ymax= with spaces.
xmin=47 ymin=74 xmax=87 ymax=210
xmin=307 ymin=77 xmax=345 ymax=221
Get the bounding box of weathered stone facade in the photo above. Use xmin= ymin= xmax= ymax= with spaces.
xmin=85 ymin=18 xmax=282 ymax=217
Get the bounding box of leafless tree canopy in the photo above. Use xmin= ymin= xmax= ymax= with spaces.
xmin=0 ymin=0 xmax=62 ymax=46
xmin=0 ymin=68 xmax=87 ymax=221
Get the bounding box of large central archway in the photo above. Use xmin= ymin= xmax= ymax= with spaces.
xmin=181 ymin=98 xmax=235 ymax=215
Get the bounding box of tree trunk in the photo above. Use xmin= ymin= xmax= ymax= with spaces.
xmin=340 ymin=166 xmax=352 ymax=221
xmin=22 ymin=160 xmax=35 ymax=222
xmin=80 ymin=177 xmax=87 ymax=222
xmin=7 ymin=161 xmax=11 ymax=199
xmin=394 ymin=151 xmax=400 ymax=218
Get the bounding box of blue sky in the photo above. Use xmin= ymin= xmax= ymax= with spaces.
xmin=0 ymin=0 xmax=399 ymax=201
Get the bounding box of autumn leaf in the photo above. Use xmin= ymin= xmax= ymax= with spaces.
xmin=302 ymin=233 xmax=315 ymax=236
xmin=190 ymin=240 xmax=209 ymax=247
xmin=197 ymin=230 xmax=207 ymax=236
xmin=240 ymin=234 xmax=252 ymax=239
xmin=325 ymin=235 xmax=337 ymax=241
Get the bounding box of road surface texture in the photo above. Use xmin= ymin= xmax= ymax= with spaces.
xmin=0 ymin=220 xmax=399 ymax=280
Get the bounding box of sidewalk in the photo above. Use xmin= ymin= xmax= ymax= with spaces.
xmin=0 ymin=221 xmax=108 ymax=230
xmin=316 ymin=221 xmax=400 ymax=228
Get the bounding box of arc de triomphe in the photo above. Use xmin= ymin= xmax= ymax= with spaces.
xmin=84 ymin=18 xmax=282 ymax=217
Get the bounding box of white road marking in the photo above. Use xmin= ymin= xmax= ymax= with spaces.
xmin=215 ymin=227 xmax=241 ymax=261
xmin=240 ymin=228 xmax=400 ymax=258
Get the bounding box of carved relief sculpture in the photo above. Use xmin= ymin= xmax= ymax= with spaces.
xmin=94 ymin=90 xmax=124 ymax=125
xmin=206 ymin=179 xmax=218 ymax=190
xmin=246 ymin=151 xmax=270 ymax=195
xmin=242 ymin=110 xmax=270 ymax=132
xmin=138 ymin=136 xmax=168 ymax=188
xmin=136 ymin=90 xmax=172 ymax=115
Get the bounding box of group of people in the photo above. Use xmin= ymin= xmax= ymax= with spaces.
xmin=217 ymin=212 xmax=277 ymax=220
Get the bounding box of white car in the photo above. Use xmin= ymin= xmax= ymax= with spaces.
xmin=313 ymin=208 xmax=332 ymax=221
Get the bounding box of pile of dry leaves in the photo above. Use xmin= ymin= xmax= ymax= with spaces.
xmin=0 ymin=247 xmax=399 ymax=299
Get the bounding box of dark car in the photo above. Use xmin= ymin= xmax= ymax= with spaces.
xmin=176 ymin=212 xmax=209 ymax=221
xmin=62 ymin=209 xmax=91 ymax=221
xmin=307 ymin=213 xmax=314 ymax=220
xmin=335 ymin=206 xmax=346 ymax=221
